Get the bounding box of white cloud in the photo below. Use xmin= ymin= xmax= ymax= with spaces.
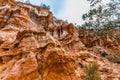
xmin=56 ymin=0 xmax=90 ymax=25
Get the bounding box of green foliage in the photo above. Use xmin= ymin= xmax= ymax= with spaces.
xmin=40 ymin=3 xmax=50 ymax=10
xmin=105 ymin=55 xmax=114 ymax=61
xmin=105 ymin=52 xmax=120 ymax=64
xmin=83 ymin=0 xmax=120 ymax=30
xmin=65 ymin=20 xmax=68 ymax=23
xmin=25 ymin=0 xmax=30 ymax=4
xmin=87 ymin=0 xmax=102 ymax=6
xmin=115 ymin=34 xmax=120 ymax=44
xmin=83 ymin=62 xmax=101 ymax=80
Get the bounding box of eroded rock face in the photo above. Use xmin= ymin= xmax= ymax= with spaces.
xmin=0 ymin=1 xmax=84 ymax=80
xmin=0 ymin=0 xmax=120 ymax=80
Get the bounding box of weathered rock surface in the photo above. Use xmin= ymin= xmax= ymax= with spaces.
xmin=0 ymin=0 xmax=120 ymax=80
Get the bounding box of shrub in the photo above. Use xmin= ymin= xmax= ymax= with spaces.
xmin=83 ymin=62 xmax=101 ymax=80
xmin=105 ymin=52 xmax=120 ymax=64
xmin=115 ymin=34 xmax=120 ymax=44
xmin=41 ymin=3 xmax=50 ymax=10
xmin=25 ymin=0 xmax=30 ymax=4
xmin=105 ymin=55 xmax=113 ymax=61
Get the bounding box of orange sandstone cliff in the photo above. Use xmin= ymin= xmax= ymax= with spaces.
xmin=0 ymin=0 xmax=120 ymax=80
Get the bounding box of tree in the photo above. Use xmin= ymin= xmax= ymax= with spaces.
xmin=40 ymin=3 xmax=50 ymax=10
xmin=25 ymin=0 xmax=30 ymax=4
xmin=87 ymin=0 xmax=102 ymax=6
xmin=82 ymin=0 xmax=120 ymax=30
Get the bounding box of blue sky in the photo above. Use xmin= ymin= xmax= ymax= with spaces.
xmin=16 ymin=0 xmax=109 ymax=25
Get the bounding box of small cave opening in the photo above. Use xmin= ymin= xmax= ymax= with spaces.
xmin=0 ymin=41 xmax=4 ymax=46
xmin=2 ymin=47 xmax=10 ymax=51
xmin=0 ymin=57 xmax=3 ymax=63
xmin=14 ymin=43 xmax=19 ymax=48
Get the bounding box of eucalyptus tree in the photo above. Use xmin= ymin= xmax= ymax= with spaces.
xmin=82 ymin=0 xmax=120 ymax=30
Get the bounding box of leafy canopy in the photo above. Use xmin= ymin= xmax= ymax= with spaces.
xmin=82 ymin=0 xmax=120 ymax=30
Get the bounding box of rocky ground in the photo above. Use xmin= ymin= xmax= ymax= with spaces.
xmin=0 ymin=0 xmax=120 ymax=80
